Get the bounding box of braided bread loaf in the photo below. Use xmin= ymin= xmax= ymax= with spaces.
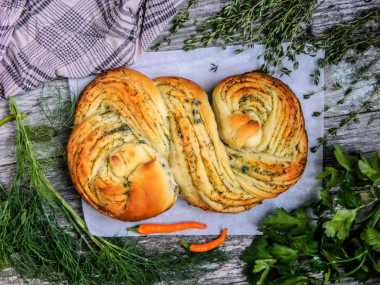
xmin=67 ymin=68 xmax=307 ymax=221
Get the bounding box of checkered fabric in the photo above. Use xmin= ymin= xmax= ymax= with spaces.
xmin=0 ymin=0 xmax=186 ymax=98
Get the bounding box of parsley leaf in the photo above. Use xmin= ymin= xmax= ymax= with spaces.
xmin=241 ymin=238 xmax=273 ymax=263
xmin=253 ymin=259 xmax=277 ymax=273
xmin=358 ymin=152 xmax=380 ymax=183
xmin=361 ymin=227 xmax=380 ymax=252
xmin=334 ymin=144 xmax=358 ymax=171
xmin=263 ymin=208 xmax=311 ymax=236
xmin=310 ymin=256 xmax=327 ymax=273
xmin=321 ymin=237 xmax=348 ymax=270
xmin=322 ymin=209 xmax=358 ymax=240
xmin=259 ymin=228 xmax=288 ymax=244
xmin=269 ymin=244 xmax=298 ymax=266
xmin=291 ymin=233 xmax=318 ymax=255
xmin=320 ymin=188 xmax=334 ymax=211
xmin=317 ymin=167 xmax=345 ymax=189
xmin=336 ymin=187 xmax=361 ymax=209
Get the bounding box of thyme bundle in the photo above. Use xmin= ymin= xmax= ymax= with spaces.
xmin=0 ymin=96 xmax=227 ymax=284
xmin=156 ymin=1 xmax=378 ymax=74
xmin=154 ymin=0 xmax=379 ymax=152
xmin=156 ymin=0 xmax=319 ymax=73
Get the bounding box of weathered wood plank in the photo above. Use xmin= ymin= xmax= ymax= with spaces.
xmin=1 ymin=1 xmax=380 ymax=284
xmin=323 ymin=49 xmax=380 ymax=118
xmin=312 ymin=0 xmax=378 ymax=34
xmin=323 ymin=110 xmax=380 ymax=165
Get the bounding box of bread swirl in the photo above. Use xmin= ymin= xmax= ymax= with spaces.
xmin=67 ymin=68 xmax=307 ymax=219
xmin=67 ymin=68 xmax=177 ymax=222
xmin=212 ymin=72 xmax=308 ymax=199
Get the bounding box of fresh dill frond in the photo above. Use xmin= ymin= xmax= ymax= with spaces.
xmin=39 ymin=86 xmax=77 ymax=131
xmin=0 ymin=98 xmax=228 ymax=284
xmin=20 ymin=86 xmax=78 ymax=166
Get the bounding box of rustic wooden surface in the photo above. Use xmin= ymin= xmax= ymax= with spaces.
xmin=1 ymin=0 xmax=379 ymax=284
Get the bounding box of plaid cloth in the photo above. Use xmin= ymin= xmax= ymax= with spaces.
xmin=0 ymin=0 xmax=186 ymax=99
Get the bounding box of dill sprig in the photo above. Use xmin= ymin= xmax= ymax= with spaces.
xmin=39 ymin=86 xmax=76 ymax=131
xmin=0 ymin=98 xmax=228 ymax=284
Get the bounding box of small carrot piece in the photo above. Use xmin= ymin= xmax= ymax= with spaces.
xmin=179 ymin=228 xmax=228 ymax=252
xmin=127 ymin=222 xmax=207 ymax=234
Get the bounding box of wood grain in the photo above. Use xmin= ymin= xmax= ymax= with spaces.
xmin=1 ymin=0 xmax=379 ymax=284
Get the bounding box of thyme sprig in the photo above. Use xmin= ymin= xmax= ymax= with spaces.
xmin=308 ymin=56 xmax=379 ymax=153
xmin=152 ymin=0 xmax=198 ymax=51
xmin=306 ymin=9 xmax=380 ymax=67
xmin=162 ymin=1 xmax=379 ymax=77
xmin=156 ymin=0 xmax=319 ymax=75
xmin=0 ymin=98 xmax=228 ymax=284
xmin=193 ymin=0 xmax=317 ymax=74
xmin=311 ymin=79 xmax=379 ymax=153
xmin=308 ymin=58 xmax=379 ymax=117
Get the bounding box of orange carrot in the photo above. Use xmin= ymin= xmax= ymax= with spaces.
xmin=179 ymin=228 xmax=228 ymax=252
xmin=127 ymin=222 xmax=207 ymax=234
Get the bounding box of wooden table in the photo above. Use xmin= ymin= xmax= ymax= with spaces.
xmin=1 ymin=1 xmax=379 ymax=284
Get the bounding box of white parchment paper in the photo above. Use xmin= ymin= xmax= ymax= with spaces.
xmin=68 ymin=45 xmax=324 ymax=236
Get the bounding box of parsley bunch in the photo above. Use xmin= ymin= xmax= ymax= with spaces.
xmin=241 ymin=144 xmax=380 ymax=284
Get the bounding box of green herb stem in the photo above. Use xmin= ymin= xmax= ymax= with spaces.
xmin=367 ymin=251 xmax=379 ymax=270
xmin=331 ymin=255 xmax=367 ymax=282
xmin=370 ymin=182 xmax=378 ymax=199
xmin=0 ymin=113 xmax=25 ymax=128
xmin=356 ymin=202 xmax=380 ymax=224
xmin=257 ymin=267 xmax=271 ymax=285
xmin=368 ymin=204 xmax=380 ymax=228
xmin=327 ymin=250 xmax=367 ymax=265
xmin=357 ymin=199 xmax=379 ymax=210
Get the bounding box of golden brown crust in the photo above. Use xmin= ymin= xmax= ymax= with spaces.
xmin=212 ymin=72 xmax=308 ymax=199
xmin=67 ymin=68 xmax=177 ymax=222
